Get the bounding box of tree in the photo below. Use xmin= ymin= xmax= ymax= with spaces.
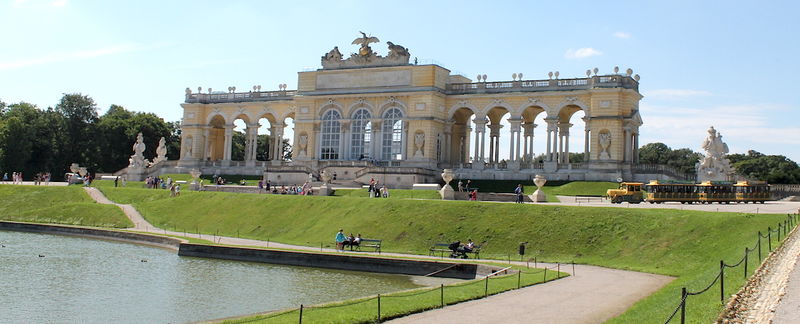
xmin=638 ymin=143 xmax=672 ymax=164
xmin=55 ymin=94 xmax=99 ymax=171
xmin=730 ymin=150 xmax=800 ymax=183
xmin=95 ymin=105 xmax=174 ymax=172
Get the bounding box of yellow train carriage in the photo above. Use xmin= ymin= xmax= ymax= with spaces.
xmin=644 ymin=181 xmax=698 ymax=204
xmin=734 ymin=180 xmax=770 ymax=204
xmin=696 ymin=181 xmax=736 ymax=204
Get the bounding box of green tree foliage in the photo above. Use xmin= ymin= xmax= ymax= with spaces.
xmin=638 ymin=142 xmax=703 ymax=175
xmin=728 ymin=150 xmax=800 ymax=183
xmin=0 ymin=94 xmax=180 ymax=179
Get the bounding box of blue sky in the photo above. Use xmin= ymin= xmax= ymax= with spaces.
xmin=1 ymin=0 xmax=798 ymax=161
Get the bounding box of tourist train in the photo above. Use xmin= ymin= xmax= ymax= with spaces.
xmin=607 ymin=181 xmax=772 ymax=204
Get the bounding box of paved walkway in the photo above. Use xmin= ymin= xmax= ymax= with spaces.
xmin=82 ymin=187 xmax=674 ymax=324
xmin=770 ymin=228 xmax=800 ymax=323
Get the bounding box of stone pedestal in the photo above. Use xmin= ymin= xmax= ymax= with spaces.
xmin=439 ymin=169 xmax=456 ymax=200
xmin=528 ymin=174 xmax=548 ymax=203
xmin=318 ymin=184 xmax=332 ymax=196
xmin=127 ymin=167 xmax=146 ymax=181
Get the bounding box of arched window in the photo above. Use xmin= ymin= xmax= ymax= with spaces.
xmin=381 ymin=108 xmax=403 ymax=160
xmin=350 ymin=109 xmax=372 ymax=160
xmin=320 ymin=110 xmax=341 ymax=160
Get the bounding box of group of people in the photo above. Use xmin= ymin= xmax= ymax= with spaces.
xmin=448 ymin=239 xmax=476 ymax=258
xmin=2 ymin=172 xmax=52 ymax=185
xmin=367 ymin=178 xmax=389 ymax=198
xmin=257 ymin=179 xmax=314 ymax=195
xmin=334 ymin=229 xmax=363 ymax=251
xmin=145 ymin=176 xmax=170 ymax=189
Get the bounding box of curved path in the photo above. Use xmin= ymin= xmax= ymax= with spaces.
xmin=83 ymin=187 xmax=673 ymax=323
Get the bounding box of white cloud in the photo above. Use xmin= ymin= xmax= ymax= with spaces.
xmin=645 ymin=89 xmax=713 ymax=99
xmin=613 ymin=31 xmax=631 ymax=39
xmin=564 ymin=48 xmax=603 ymax=59
xmin=51 ymin=0 xmax=67 ymax=7
xmin=0 ymin=43 xmax=143 ymax=71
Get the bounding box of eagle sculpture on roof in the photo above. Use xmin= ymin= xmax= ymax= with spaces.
xmin=352 ymin=31 xmax=379 ymax=56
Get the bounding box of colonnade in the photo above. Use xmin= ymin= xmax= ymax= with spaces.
xmin=201 ymin=122 xmax=287 ymax=163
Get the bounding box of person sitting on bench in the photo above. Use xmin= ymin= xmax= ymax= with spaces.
xmin=462 ymin=239 xmax=475 ymax=253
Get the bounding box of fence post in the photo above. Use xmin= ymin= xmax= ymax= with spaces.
xmin=440 ymin=284 xmax=444 ymax=308
xmin=778 ymin=223 xmax=781 ymax=241
xmin=543 ymin=267 xmax=547 ymax=282
xmin=744 ymin=248 xmax=749 ymax=278
xmin=680 ymin=287 xmax=687 ymax=324
xmin=557 ymin=263 xmax=560 ymax=279
xmin=768 ymin=227 xmax=772 ymax=251
xmin=720 ymin=260 xmax=725 ymax=304
xmin=299 ymin=304 xmax=303 ymax=324
xmin=758 ymin=232 xmax=762 ymax=261
xmin=484 ymin=276 xmax=489 ymax=297
xmin=517 ymin=271 xmax=522 ymax=289
xmin=573 ymin=261 xmax=576 ymax=276
xmin=377 ymin=294 xmax=381 ymax=323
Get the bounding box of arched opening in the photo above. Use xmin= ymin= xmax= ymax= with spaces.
xmin=449 ymin=107 xmax=478 ymax=164
xmin=350 ymin=108 xmax=372 ymax=160
xmin=486 ymin=106 xmax=510 ymax=165
xmin=320 ymin=109 xmax=341 ymax=160
xmin=381 ymin=108 xmax=404 ymax=161
xmin=256 ymin=115 xmax=275 ymax=161
xmin=282 ymin=115 xmax=295 ymax=161
xmin=206 ymin=115 xmax=226 ymax=161
xmin=557 ymin=104 xmax=587 ymax=164
xmin=230 ymin=115 xmax=250 ymax=161
xmin=521 ymin=106 xmax=546 ymax=163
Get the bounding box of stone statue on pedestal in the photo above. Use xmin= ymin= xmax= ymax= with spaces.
xmin=696 ymin=126 xmax=734 ymax=182
xmin=152 ymin=137 xmax=168 ymax=165
xmin=128 ymin=133 xmax=150 ymax=169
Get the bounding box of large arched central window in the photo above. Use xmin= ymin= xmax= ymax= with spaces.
xmin=350 ymin=108 xmax=372 ymax=160
xmin=381 ymin=108 xmax=403 ymax=160
xmin=320 ymin=110 xmax=341 ymax=160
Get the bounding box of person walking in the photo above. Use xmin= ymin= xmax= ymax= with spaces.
xmin=457 ymin=180 xmax=464 ymax=192
xmin=335 ymin=229 xmax=347 ymax=251
xmin=514 ymin=184 xmax=524 ymax=203
xmin=470 ymin=189 xmax=478 ymax=201
xmin=2 ymin=172 xmax=8 ymax=184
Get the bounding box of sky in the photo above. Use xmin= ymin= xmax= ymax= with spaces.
xmin=1 ymin=0 xmax=799 ymax=161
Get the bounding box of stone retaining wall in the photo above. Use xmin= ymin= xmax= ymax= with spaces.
xmin=0 ymin=221 xmax=182 ymax=250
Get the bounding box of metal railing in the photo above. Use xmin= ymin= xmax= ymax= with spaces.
xmin=446 ymin=74 xmax=638 ymax=95
xmin=236 ymin=263 xmax=571 ymax=323
xmin=663 ymin=214 xmax=798 ymax=324
xmin=185 ymin=90 xmax=296 ymax=103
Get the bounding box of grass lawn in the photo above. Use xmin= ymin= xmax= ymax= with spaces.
xmin=0 ymin=185 xmax=131 ymax=228
xmin=92 ymin=186 xmax=794 ymax=323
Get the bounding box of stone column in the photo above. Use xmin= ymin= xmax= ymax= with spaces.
xmin=444 ymin=125 xmax=452 ymax=164
xmin=473 ymin=120 xmax=486 ymax=163
xmin=371 ymin=120 xmax=382 ymax=160
xmin=273 ymin=123 xmax=285 ymax=162
xmin=633 ymin=131 xmax=640 ymax=164
xmin=545 ymin=119 xmax=558 ymax=162
xmin=341 ymin=121 xmax=351 ymax=160
xmin=222 ymin=124 xmax=234 ymax=165
xmin=558 ymin=123 xmax=571 ymax=164
xmin=509 ymin=119 xmax=522 ymax=162
xmin=201 ymin=127 xmax=210 ymax=160
xmin=584 ymin=128 xmax=590 ymax=162
xmin=401 ymin=121 xmax=409 ymax=161
xmin=623 ymin=128 xmax=631 ymax=163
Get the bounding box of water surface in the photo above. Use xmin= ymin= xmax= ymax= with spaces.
xmin=0 ymin=230 xmax=421 ymax=324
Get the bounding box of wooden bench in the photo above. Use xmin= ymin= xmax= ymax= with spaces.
xmin=429 ymin=242 xmax=483 ymax=259
xmin=353 ymin=239 xmax=382 ymax=253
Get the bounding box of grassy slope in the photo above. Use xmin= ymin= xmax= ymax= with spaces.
xmin=97 ymin=186 xmax=789 ymax=322
xmin=332 ymin=188 xmax=440 ymax=199
xmin=0 ymin=185 xmax=132 ymax=228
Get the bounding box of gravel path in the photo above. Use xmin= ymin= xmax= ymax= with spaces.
xmin=80 ymin=187 xmax=676 ymax=324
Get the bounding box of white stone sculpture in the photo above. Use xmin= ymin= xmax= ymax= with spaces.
xmin=128 ymin=133 xmax=149 ymax=169
xmin=152 ymin=137 xmax=168 ymax=165
xmin=70 ymin=163 xmax=81 ymax=174
xmin=298 ymin=134 xmax=308 ymax=158
xmin=189 ymin=169 xmax=202 ymax=190
xmin=696 ymin=126 xmax=734 ymax=182
xmin=413 ymin=132 xmax=425 ymax=158
xmin=528 ymin=174 xmax=548 ymax=202
xmin=439 ymin=169 xmax=455 ymax=200
xmin=599 ymin=132 xmax=612 ymax=160
xmin=321 ymin=32 xmax=410 ymax=69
